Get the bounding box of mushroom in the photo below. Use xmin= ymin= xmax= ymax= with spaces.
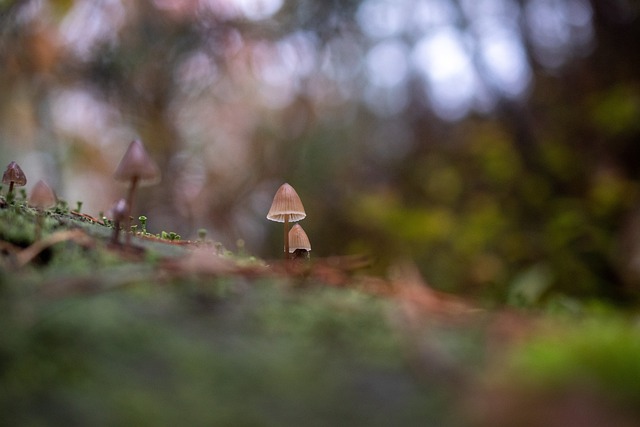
xmin=113 ymin=139 xmax=160 ymax=243
xmin=267 ymin=183 xmax=306 ymax=258
xmin=288 ymin=223 xmax=311 ymax=259
xmin=28 ymin=179 xmax=57 ymax=210
xmin=28 ymin=179 xmax=57 ymax=239
xmin=2 ymin=161 xmax=27 ymax=197
xmin=107 ymin=198 xmax=128 ymax=245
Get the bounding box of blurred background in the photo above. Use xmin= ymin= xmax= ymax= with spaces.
xmin=1 ymin=0 xmax=639 ymax=303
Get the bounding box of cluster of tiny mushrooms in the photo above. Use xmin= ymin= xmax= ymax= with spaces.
xmin=267 ymin=182 xmax=312 ymax=260
xmin=2 ymin=140 xmax=311 ymax=259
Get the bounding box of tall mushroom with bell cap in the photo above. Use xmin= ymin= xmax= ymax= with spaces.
xmin=2 ymin=161 xmax=27 ymax=197
xmin=113 ymin=139 xmax=160 ymax=244
xmin=267 ymin=183 xmax=306 ymax=258
xmin=288 ymin=223 xmax=311 ymax=259
xmin=28 ymin=179 xmax=57 ymax=240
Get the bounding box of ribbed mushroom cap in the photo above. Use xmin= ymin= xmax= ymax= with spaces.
xmin=266 ymin=183 xmax=306 ymax=222
xmin=114 ymin=140 xmax=161 ymax=185
xmin=28 ymin=180 xmax=57 ymax=209
xmin=2 ymin=161 xmax=27 ymax=186
xmin=288 ymin=223 xmax=311 ymax=252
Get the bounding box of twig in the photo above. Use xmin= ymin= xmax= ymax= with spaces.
xmin=15 ymin=229 xmax=93 ymax=267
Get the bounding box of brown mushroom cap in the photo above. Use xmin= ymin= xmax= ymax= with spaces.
xmin=288 ymin=223 xmax=311 ymax=252
xmin=2 ymin=161 xmax=27 ymax=186
xmin=266 ymin=183 xmax=306 ymax=222
xmin=28 ymin=180 xmax=57 ymax=209
xmin=113 ymin=139 xmax=161 ymax=186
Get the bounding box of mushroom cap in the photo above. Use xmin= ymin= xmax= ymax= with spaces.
xmin=266 ymin=183 xmax=306 ymax=222
xmin=28 ymin=180 xmax=57 ymax=209
xmin=2 ymin=161 xmax=27 ymax=186
xmin=288 ymin=223 xmax=311 ymax=252
xmin=113 ymin=139 xmax=161 ymax=186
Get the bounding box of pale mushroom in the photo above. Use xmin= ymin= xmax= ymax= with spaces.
xmin=288 ymin=223 xmax=311 ymax=259
xmin=267 ymin=183 xmax=306 ymax=258
xmin=28 ymin=180 xmax=57 ymax=210
xmin=28 ymin=179 xmax=57 ymax=240
xmin=2 ymin=161 xmax=27 ymax=197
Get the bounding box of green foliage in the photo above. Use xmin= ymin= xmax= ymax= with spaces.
xmin=54 ymin=199 xmax=69 ymax=214
xmin=508 ymin=263 xmax=554 ymax=307
xmin=504 ymin=313 xmax=640 ymax=407
xmin=160 ymin=231 xmax=181 ymax=241
xmin=590 ymin=85 xmax=640 ymax=136
xmin=0 ymin=202 xmax=38 ymax=245
xmin=341 ymin=112 xmax=640 ymax=304
xmin=0 ymin=274 xmax=454 ymax=426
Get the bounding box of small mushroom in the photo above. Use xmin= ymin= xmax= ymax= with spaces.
xmin=107 ymin=198 xmax=128 ymax=245
xmin=288 ymin=223 xmax=311 ymax=259
xmin=267 ymin=183 xmax=306 ymax=258
xmin=113 ymin=139 xmax=160 ymax=243
xmin=28 ymin=179 xmax=57 ymax=210
xmin=28 ymin=179 xmax=57 ymax=240
xmin=2 ymin=161 xmax=27 ymax=197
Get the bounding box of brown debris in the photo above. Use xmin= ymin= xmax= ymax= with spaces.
xmin=389 ymin=262 xmax=481 ymax=324
xmin=16 ymin=229 xmax=93 ymax=267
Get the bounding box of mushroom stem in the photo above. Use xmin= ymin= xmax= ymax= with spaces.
xmin=8 ymin=181 xmax=14 ymax=195
xmin=35 ymin=210 xmax=44 ymax=241
xmin=126 ymin=176 xmax=139 ymax=216
xmin=284 ymin=214 xmax=290 ymax=259
xmin=124 ymin=176 xmax=139 ymax=245
xmin=112 ymin=219 xmax=121 ymax=245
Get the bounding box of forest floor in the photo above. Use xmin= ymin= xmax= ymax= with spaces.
xmin=1 ymin=195 xmax=640 ymax=427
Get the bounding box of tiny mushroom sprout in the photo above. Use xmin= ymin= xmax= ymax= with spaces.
xmin=267 ymin=183 xmax=306 ymax=258
xmin=114 ymin=139 xmax=160 ymax=244
xmin=2 ymin=161 xmax=27 ymax=197
xmin=288 ymin=223 xmax=311 ymax=259
xmin=107 ymin=198 xmax=128 ymax=245
xmin=28 ymin=179 xmax=57 ymax=240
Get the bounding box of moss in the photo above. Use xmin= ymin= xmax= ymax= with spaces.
xmin=504 ymin=314 xmax=640 ymax=408
xmin=0 ymin=199 xmax=462 ymax=426
xmin=3 ymin=195 xmax=640 ymax=426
